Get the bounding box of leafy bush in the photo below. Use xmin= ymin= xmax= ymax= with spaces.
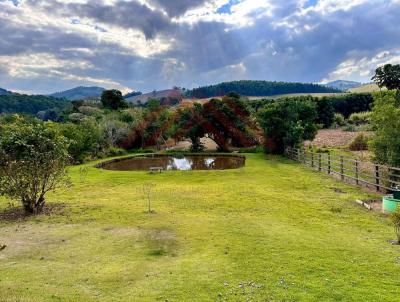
xmin=348 ymin=111 xmax=371 ymax=125
xmin=342 ymin=124 xmax=356 ymax=132
xmin=0 ymin=117 xmax=70 ymax=214
xmin=348 ymin=133 xmax=369 ymax=151
xmin=107 ymin=147 xmax=127 ymax=157
xmin=390 ymin=207 xmax=400 ymax=244
xmin=333 ymin=113 xmax=346 ymax=127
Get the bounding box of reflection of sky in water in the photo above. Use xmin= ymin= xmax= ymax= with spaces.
xmin=167 ymin=158 xmax=193 ymax=170
xmin=204 ymin=158 xmax=215 ymax=168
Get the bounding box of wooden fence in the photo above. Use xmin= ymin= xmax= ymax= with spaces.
xmin=286 ymin=147 xmax=400 ymax=193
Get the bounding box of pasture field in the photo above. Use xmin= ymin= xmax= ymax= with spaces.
xmin=0 ymin=154 xmax=399 ymax=301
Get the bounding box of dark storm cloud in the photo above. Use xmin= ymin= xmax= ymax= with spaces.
xmin=28 ymin=0 xmax=173 ymax=39
xmin=149 ymin=0 xmax=208 ymax=17
xmin=1 ymin=0 xmax=400 ymax=93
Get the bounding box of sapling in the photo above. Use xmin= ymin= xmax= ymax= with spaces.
xmin=143 ymin=183 xmax=156 ymax=214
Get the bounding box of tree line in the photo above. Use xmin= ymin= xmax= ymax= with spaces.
xmin=187 ymin=80 xmax=339 ymax=98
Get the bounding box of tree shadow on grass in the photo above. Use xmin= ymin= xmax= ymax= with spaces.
xmin=0 ymin=203 xmax=66 ymax=222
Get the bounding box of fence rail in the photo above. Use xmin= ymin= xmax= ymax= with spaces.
xmin=286 ymin=147 xmax=400 ymax=193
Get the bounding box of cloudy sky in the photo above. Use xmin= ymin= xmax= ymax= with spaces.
xmin=1 ymin=0 xmax=400 ymax=94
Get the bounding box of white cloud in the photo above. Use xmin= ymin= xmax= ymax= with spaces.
xmin=323 ymin=49 xmax=400 ymax=82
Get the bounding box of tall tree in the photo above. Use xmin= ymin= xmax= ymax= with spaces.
xmin=257 ymin=99 xmax=318 ymax=154
xmin=101 ymin=90 xmax=128 ymax=110
xmin=372 ymin=64 xmax=400 ymax=91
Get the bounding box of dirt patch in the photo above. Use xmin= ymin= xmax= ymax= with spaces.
xmin=0 ymin=203 xmax=66 ymax=222
xmin=305 ymin=129 xmax=364 ymax=148
xmin=0 ymin=223 xmax=63 ymax=260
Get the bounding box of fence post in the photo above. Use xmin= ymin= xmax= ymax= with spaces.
xmin=318 ymin=154 xmax=321 ymax=172
xmin=355 ymin=161 xmax=359 ymax=185
xmin=297 ymin=148 xmax=301 ymax=162
xmin=375 ymin=165 xmax=380 ymax=192
xmin=311 ymin=151 xmax=314 ymax=168
xmin=340 ymin=156 xmax=344 ymax=181
xmin=303 ymin=148 xmax=307 ymax=165
xmin=328 ymin=153 xmax=331 ymax=175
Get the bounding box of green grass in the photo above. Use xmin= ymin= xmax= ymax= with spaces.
xmin=1 ymin=154 xmax=399 ymax=301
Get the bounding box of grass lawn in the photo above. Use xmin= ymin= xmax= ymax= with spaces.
xmin=1 ymin=154 xmax=399 ymax=301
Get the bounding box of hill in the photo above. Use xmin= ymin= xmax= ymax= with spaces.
xmin=348 ymin=83 xmax=381 ymax=93
xmin=50 ymin=86 xmax=105 ymax=100
xmin=0 ymin=94 xmax=70 ymax=115
xmin=187 ymin=80 xmax=339 ymax=98
xmin=125 ymin=89 xmax=183 ymax=105
xmin=0 ymin=87 xmax=12 ymax=95
xmin=325 ymin=80 xmax=362 ymax=91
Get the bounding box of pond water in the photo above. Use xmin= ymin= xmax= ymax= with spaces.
xmin=98 ymin=154 xmax=245 ymax=171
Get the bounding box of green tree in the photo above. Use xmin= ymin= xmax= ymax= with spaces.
xmin=0 ymin=117 xmax=71 ymax=214
xmin=369 ymin=91 xmax=400 ymax=166
xmin=316 ymin=97 xmax=334 ymax=128
xmin=372 ymin=64 xmax=400 ymax=91
xmin=101 ymin=90 xmax=128 ymax=110
xmin=58 ymin=120 xmax=102 ymax=163
xmin=257 ymin=99 xmax=318 ymax=154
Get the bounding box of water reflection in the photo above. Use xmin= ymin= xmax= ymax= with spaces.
xmin=99 ymin=155 xmax=245 ymax=171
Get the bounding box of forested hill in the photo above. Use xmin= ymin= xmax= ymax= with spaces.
xmin=188 ymin=80 xmax=339 ymax=98
xmin=0 ymin=94 xmax=70 ymax=115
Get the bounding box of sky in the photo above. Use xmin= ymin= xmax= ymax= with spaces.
xmin=1 ymin=0 xmax=400 ymax=94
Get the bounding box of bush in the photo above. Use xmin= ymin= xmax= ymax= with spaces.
xmin=342 ymin=124 xmax=356 ymax=132
xmin=106 ymin=147 xmax=127 ymax=157
xmin=0 ymin=118 xmax=71 ymax=214
xmin=348 ymin=133 xmax=369 ymax=151
xmin=390 ymin=207 xmax=400 ymax=244
xmin=348 ymin=111 xmax=371 ymax=125
xmin=333 ymin=113 xmax=346 ymax=127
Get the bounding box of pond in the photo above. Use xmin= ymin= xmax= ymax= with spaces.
xmin=97 ymin=154 xmax=246 ymax=171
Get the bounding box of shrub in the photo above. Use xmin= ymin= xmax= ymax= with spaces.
xmin=390 ymin=207 xmax=400 ymax=244
xmin=348 ymin=111 xmax=371 ymax=125
xmin=107 ymin=147 xmax=127 ymax=157
xmin=349 ymin=133 xmax=369 ymax=151
xmin=0 ymin=118 xmax=71 ymax=214
xmin=342 ymin=124 xmax=356 ymax=132
xmin=333 ymin=113 xmax=346 ymax=127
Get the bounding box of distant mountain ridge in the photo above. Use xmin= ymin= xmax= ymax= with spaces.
xmin=325 ymin=80 xmax=362 ymax=91
xmin=0 ymin=87 xmax=13 ymax=95
xmin=187 ymin=80 xmax=340 ymax=98
xmin=50 ymin=86 xmax=106 ymax=100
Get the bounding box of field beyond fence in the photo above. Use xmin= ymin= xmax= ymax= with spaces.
xmin=286 ymin=147 xmax=400 ymax=193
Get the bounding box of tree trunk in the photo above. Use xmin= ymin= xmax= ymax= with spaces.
xmin=22 ymin=196 xmax=45 ymax=215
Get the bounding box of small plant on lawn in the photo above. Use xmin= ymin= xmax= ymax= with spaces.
xmin=390 ymin=207 xmax=400 ymax=244
xmin=349 ymin=133 xmax=369 ymax=151
xmin=0 ymin=243 xmax=6 ymax=251
xmin=143 ymin=183 xmax=156 ymax=214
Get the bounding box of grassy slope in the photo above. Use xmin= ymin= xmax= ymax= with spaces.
xmin=348 ymin=83 xmax=381 ymax=93
xmin=0 ymin=154 xmax=399 ymax=301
